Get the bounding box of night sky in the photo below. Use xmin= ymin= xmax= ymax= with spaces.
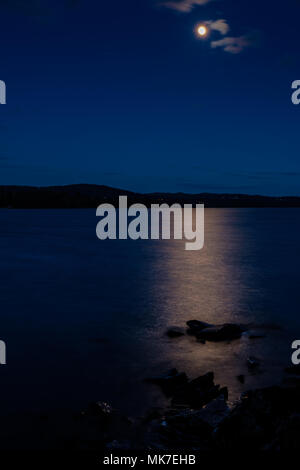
xmin=0 ymin=0 xmax=300 ymax=195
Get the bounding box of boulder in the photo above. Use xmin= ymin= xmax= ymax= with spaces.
xmin=165 ymin=327 xmax=185 ymax=338
xmin=145 ymin=370 xmax=227 ymax=410
xmin=195 ymin=323 xmax=245 ymax=342
xmin=156 ymin=396 xmax=229 ymax=450
xmin=171 ymin=372 xmax=228 ymax=409
xmin=186 ymin=320 xmax=213 ymax=335
xmin=247 ymin=356 xmax=260 ymax=369
xmin=145 ymin=369 xmax=188 ymax=396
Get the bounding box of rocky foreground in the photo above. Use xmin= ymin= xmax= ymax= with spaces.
xmin=4 ymin=319 xmax=295 ymax=450
xmin=74 ymin=320 xmax=300 ymax=452
xmin=81 ymin=366 xmax=300 ymax=452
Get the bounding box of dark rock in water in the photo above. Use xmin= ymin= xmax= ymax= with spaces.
xmin=215 ymin=381 xmax=300 ymax=450
xmin=165 ymin=327 xmax=185 ymax=338
xmin=237 ymin=374 xmax=245 ymax=384
xmin=189 ymin=371 xmax=215 ymax=389
xmin=247 ymin=356 xmax=260 ymax=369
xmin=271 ymin=412 xmax=300 ymax=450
xmin=157 ymin=410 xmax=213 ymax=448
xmin=192 ymin=396 xmax=229 ymax=429
xmin=87 ymin=402 xmax=113 ymax=420
xmin=186 ymin=320 xmax=213 ymax=335
xmin=171 ymin=372 xmax=227 ymax=409
xmin=195 ymin=323 xmax=245 ymax=342
xmin=142 ymin=408 xmax=164 ymax=424
xmin=145 ymin=369 xmax=188 ymax=396
xmin=80 ymin=401 xmax=134 ymax=449
xmin=219 ymin=387 xmax=229 ymax=401
xmin=106 ymin=368 xmax=300 ymax=451
xmin=145 ymin=370 xmax=227 ymax=410
xmin=166 ymin=397 xmax=228 ymax=439
xmin=106 ymin=439 xmax=132 ymax=450
xmin=151 ymin=396 xmax=230 ymax=450
xmin=187 ymin=320 xmax=245 ymax=341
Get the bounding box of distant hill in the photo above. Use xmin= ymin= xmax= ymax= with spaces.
xmin=0 ymin=184 xmax=300 ymax=208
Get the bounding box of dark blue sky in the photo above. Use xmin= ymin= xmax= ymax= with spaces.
xmin=0 ymin=0 xmax=300 ymax=195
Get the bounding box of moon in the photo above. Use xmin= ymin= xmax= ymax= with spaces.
xmin=197 ymin=25 xmax=207 ymax=37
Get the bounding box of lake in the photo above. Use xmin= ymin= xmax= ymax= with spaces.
xmin=0 ymin=208 xmax=299 ymax=419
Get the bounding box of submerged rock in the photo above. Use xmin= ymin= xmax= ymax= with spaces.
xmin=146 ymin=369 xmax=227 ymax=410
xmin=165 ymin=327 xmax=185 ymax=338
xmin=86 ymin=402 xmax=114 ymax=421
xmin=145 ymin=369 xmax=188 ymax=396
xmin=215 ymin=380 xmax=300 ymax=450
xmin=186 ymin=320 xmax=213 ymax=335
xmin=237 ymin=374 xmax=245 ymax=384
xmin=188 ymin=322 xmax=245 ymax=342
xmin=157 ymin=397 xmax=230 ymax=449
xmin=247 ymin=356 xmax=260 ymax=369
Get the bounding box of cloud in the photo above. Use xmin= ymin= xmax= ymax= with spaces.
xmin=207 ymin=19 xmax=230 ymax=35
xmin=211 ymin=35 xmax=253 ymax=54
xmin=160 ymin=0 xmax=212 ymax=13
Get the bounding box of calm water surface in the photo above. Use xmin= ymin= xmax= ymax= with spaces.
xmin=0 ymin=208 xmax=299 ymax=417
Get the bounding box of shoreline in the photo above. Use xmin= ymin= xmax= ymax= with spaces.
xmin=0 ymin=319 xmax=297 ymax=451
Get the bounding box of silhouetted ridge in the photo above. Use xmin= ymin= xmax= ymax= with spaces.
xmin=0 ymin=184 xmax=299 ymax=208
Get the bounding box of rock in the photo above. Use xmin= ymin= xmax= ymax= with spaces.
xmin=142 ymin=408 xmax=163 ymax=424
xmin=165 ymin=327 xmax=185 ymax=338
xmin=87 ymin=401 xmax=113 ymax=419
xmin=197 ymin=338 xmax=206 ymax=344
xmin=157 ymin=409 xmax=213 ymax=448
xmin=247 ymin=356 xmax=260 ymax=369
xmin=273 ymin=413 xmax=300 ymax=450
xmin=187 ymin=320 xmax=246 ymax=341
xmin=106 ymin=440 xmax=132 ymax=450
xmin=156 ymin=396 xmax=229 ymax=450
xmin=186 ymin=320 xmax=213 ymax=335
xmin=146 ymin=369 xmax=227 ymax=410
xmin=219 ymin=387 xmax=229 ymax=401
xmin=145 ymin=369 xmax=188 ymax=396
xmin=216 ymin=384 xmax=300 ymax=450
xmin=195 ymin=323 xmax=245 ymax=342
xmin=171 ymin=372 xmax=227 ymax=409
xmin=189 ymin=371 xmax=214 ymax=388
xmin=237 ymin=374 xmax=245 ymax=384
xmin=194 ymin=396 xmax=230 ymax=428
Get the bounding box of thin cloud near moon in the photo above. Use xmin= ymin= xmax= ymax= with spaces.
xmin=207 ymin=19 xmax=230 ymax=36
xmin=211 ymin=35 xmax=253 ymax=54
xmin=160 ymin=0 xmax=212 ymax=13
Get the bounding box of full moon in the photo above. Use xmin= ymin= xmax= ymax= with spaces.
xmin=197 ymin=25 xmax=207 ymax=37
